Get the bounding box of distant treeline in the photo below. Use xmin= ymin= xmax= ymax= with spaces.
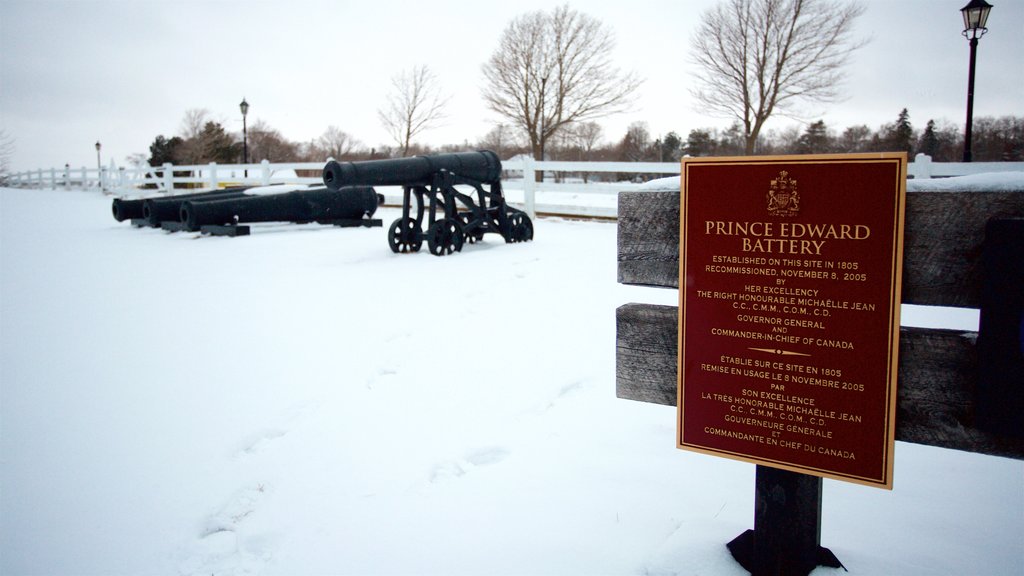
xmin=141 ymin=108 xmax=1023 ymax=170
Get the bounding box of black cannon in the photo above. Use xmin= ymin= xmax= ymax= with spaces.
xmin=322 ymin=150 xmax=533 ymax=256
xmin=180 ymin=186 xmax=380 ymax=232
xmin=142 ymin=187 xmax=251 ymax=227
xmin=112 ymin=188 xmax=248 ymax=223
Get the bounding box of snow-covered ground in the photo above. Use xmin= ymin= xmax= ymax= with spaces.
xmin=1 ymin=185 xmax=1021 ymax=575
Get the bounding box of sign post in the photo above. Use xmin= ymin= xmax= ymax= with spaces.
xmin=677 ymin=154 xmax=907 ymax=574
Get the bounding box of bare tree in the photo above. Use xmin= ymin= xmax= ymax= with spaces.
xmin=482 ymin=4 xmax=641 ymax=171
xmin=566 ymin=121 xmax=604 ymax=182
xmin=619 ymin=121 xmax=653 ymax=162
xmin=690 ymin=0 xmax=867 ymax=155
xmin=246 ymin=119 xmax=300 ymax=162
xmin=316 ymin=125 xmax=361 ymax=160
xmin=177 ymin=108 xmax=212 ymax=163
xmin=477 ymin=123 xmax=526 ymax=160
xmin=378 ymin=65 xmax=449 ymax=157
xmin=0 ymin=129 xmax=14 ymax=184
xmin=570 ymin=121 xmax=604 ymax=161
xmin=178 ymin=108 xmax=211 ymax=140
xmin=125 ymin=152 xmax=149 ymax=168
xmin=836 ymin=124 xmax=872 ymax=153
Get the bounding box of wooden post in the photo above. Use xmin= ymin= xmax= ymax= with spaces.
xmin=163 ymin=162 xmax=174 ymax=193
xmin=977 ymin=218 xmax=1024 ymax=438
xmin=522 ymin=155 xmax=536 ymax=219
xmin=727 ymin=466 xmax=841 ymax=576
xmin=261 ymin=159 xmax=271 ymax=186
xmin=910 ymin=153 xmax=934 ymax=179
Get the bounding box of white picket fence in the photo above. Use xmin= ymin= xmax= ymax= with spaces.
xmin=6 ymin=153 xmax=1023 ymax=219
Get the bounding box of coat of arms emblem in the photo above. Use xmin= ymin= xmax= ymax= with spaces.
xmin=767 ymin=170 xmax=800 ymax=217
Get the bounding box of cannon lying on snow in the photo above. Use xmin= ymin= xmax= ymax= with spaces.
xmin=180 ymin=186 xmax=380 ymax=232
xmin=112 ymin=188 xmax=250 ymax=223
xmin=142 ymin=187 xmax=251 ymax=227
xmin=322 ymin=150 xmax=532 ymax=256
xmin=114 ymin=185 xmax=382 ymax=235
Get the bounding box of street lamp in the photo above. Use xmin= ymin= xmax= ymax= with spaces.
xmin=239 ymin=98 xmax=249 ymax=176
xmin=95 ymin=141 xmax=102 ymax=188
xmin=539 ymin=76 xmax=548 ymax=164
xmin=960 ymin=0 xmax=993 ymax=162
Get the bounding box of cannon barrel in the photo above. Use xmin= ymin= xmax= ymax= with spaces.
xmin=112 ymin=188 xmax=250 ymax=222
xmin=112 ymin=197 xmax=147 ymax=221
xmin=180 ymin=186 xmax=379 ymax=232
xmin=322 ymin=150 xmax=501 ymax=191
xmin=142 ymin=187 xmax=251 ymax=226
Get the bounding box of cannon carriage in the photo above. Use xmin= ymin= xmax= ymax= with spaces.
xmin=322 ymin=150 xmax=532 ymax=256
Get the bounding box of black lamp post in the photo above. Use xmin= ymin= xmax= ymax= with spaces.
xmin=239 ymin=97 xmax=249 ymax=176
xmin=537 ymin=75 xmax=548 ymax=185
xmin=95 ymin=141 xmax=102 ymax=187
xmin=960 ymin=0 xmax=993 ymax=162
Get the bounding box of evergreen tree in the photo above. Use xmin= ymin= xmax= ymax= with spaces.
xmin=195 ymin=121 xmax=239 ymax=164
xmin=887 ymin=108 xmax=915 ymax=155
xmin=837 ymin=125 xmax=871 ymax=153
xmin=717 ymin=123 xmax=746 ymax=156
xmin=660 ymin=131 xmax=683 ymax=162
xmin=685 ymin=129 xmax=716 ymax=157
xmin=917 ymin=120 xmax=940 ymax=159
xmin=148 ymin=135 xmax=183 ymax=166
xmin=796 ymin=120 xmax=832 ymax=154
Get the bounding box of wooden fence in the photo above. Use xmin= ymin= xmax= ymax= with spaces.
xmin=6 ymin=154 xmax=1023 ymax=220
xmin=615 ymin=180 xmax=1023 ymax=574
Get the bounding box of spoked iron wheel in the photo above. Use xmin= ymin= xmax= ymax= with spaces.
xmin=388 ymin=217 xmax=422 ymax=253
xmin=426 ymin=218 xmax=465 ymax=256
xmin=458 ymin=213 xmax=484 ymax=244
xmin=506 ymin=213 xmax=534 ymax=243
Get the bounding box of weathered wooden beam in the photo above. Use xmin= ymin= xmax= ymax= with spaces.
xmin=617 ymin=188 xmax=1024 ymax=308
xmin=615 ymin=302 xmax=1024 ymax=460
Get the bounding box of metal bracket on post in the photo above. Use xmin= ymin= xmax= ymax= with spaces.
xmin=976 ymin=218 xmax=1024 ymax=438
xmin=726 ymin=466 xmax=844 ymax=576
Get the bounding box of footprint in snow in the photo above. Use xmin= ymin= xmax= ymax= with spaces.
xmin=201 ymin=484 xmax=268 ymax=538
xmin=231 ymin=402 xmax=317 ymax=458
xmin=234 ymin=428 xmax=287 ymax=457
xmin=366 ymin=366 xmax=399 ymax=390
xmin=179 ymin=484 xmax=271 ymax=576
xmin=429 ymin=446 xmax=511 ymax=484
xmin=536 ymin=381 xmax=585 ymax=414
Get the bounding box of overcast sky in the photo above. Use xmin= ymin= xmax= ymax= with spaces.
xmin=1 ymin=0 xmax=1021 ymax=172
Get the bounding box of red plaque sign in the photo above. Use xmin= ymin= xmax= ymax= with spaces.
xmin=678 ymin=154 xmax=907 ymax=489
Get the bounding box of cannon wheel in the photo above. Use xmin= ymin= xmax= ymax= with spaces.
xmin=388 ymin=217 xmax=422 ymax=253
xmin=506 ymin=213 xmax=534 ymax=243
xmin=426 ymin=218 xmax=464 ymax=256
xmin=459 ymin=214 xmax=485 ymax=244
